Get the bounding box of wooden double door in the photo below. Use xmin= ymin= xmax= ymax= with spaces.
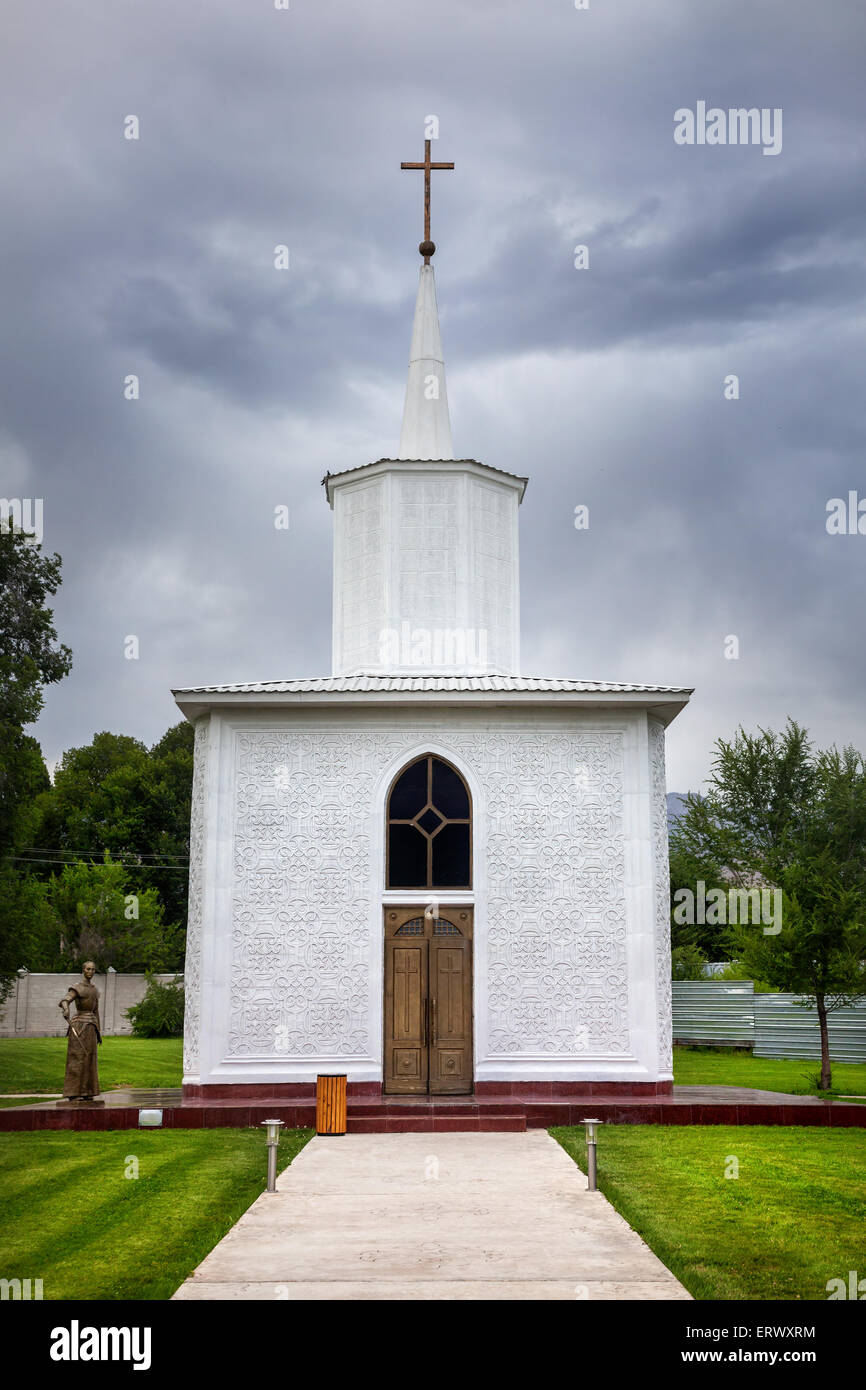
xmin=384 ymin=906 xmax=473 ymax=1094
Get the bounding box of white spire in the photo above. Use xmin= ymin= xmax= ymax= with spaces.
xmin=397 ymin=263 xmax=453 ymax=460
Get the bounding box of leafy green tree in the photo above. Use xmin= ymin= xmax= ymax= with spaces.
xmin=41 ymin=856 xmax=182 ymax=973
xmin=668 ymin=830 xmax=729 ymax=959
xmin=29 ymin=721 xmax=194 ymax=931
xmin=0 ymin=864 xmax=57 ymax=996
xmin=677 ymin=722 xmax=866 ymax=1089
xmin=0 ymin=522 xmax=72 ymax=738
xmin=675 ymin=720 xmax=815 ymax=883
xmin=671 ymin=942 xmax=710 ymax=980
xmin=0 ymin=734 xmax=50 ymax=861
xmin=0 ymin=522 xmax=72 ymax=992
xmin=139 ymin=721 xmax=195 ymax=925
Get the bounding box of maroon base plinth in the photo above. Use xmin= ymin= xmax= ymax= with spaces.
xmin=180 ymin=1079 xmax=672 ymax=1103
xmin=474 ymin=1081 xmax=674 ymax=1098
xmin=3 ymin=1083 xmax=865 ymax=1132
xmin=181 ymin=1081 xmax=383 ymax=1102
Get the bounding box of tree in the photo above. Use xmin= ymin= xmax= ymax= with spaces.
xmin=140 ymin=721 xmax=195 ymax=925
xmin=41 ymin=856 xmax=182 ymax=973
xmin=35 ymin=732 xmax=150 ymax=870
xmin=0 ymin=523 xmax=72 ymax=731
xmin=0 ymin=734 xmax=50 ymax=862
xmin=677 ymin=722 xmax=866 ymax=1089
xmin=668 ymin=829 xmax=729 ymax=959
xmin=0 ymin=864 xmax=56 ymax=998
xmin=0 ymin=524 xmax=71 ymax=855
xmin=671 ymin=942 xmax=710 ymax=980
xmin=674 ymin=721 xmax=816 ymax=883
xmin=29 ymin=721 xmax=194 ymax=933
xmin=0 ymin=521 xmax=72 ymax=992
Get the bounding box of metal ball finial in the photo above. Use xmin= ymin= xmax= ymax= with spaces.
xmin=419 ymin=239 xmax=436 ymax=260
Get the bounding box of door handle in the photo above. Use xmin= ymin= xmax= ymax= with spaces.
xmin=431 ymin=997 xmax=437 ymax=1047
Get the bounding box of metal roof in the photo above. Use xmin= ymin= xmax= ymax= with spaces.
xmin=171 ymin=672 xmax=692 ymax=728
xmin=173 ymin=673 xmax=692 ymax=696
xmin=323 ymin=458 xmax=529 ymax=505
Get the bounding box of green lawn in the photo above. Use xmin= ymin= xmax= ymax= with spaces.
xmin=553 ymin=1124 xmax=866 ymax=1300
xmin=673 ymin=1045 xmax=866 ymax=1098
xmin=0 ymin=1036 xmax=183 ymax=1094
xmin=0 ymin=1128 xmax=312 ymax=1300
xmin=3 ymin=1036 xmax=863 ymax=1101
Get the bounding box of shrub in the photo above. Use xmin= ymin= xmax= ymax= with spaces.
xmin=671 ymin=944 xmax=709 ymax=980
xmin=717 ymin=958 xmax=778 ymax=993
xmin=126 ymin=974 xmax=184 ymax=1037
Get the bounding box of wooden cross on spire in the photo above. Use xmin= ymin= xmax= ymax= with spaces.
xmin=401 ymin=138 xmax=454 ymax=263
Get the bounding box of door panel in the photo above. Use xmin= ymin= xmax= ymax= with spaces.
xmin=384 ymin=939 xmax=427 ymax=1094
xmin=384 ymin=907 xmax=473 ymax=1095
xmin=429 ymin=938 xmax=471 ymax=1093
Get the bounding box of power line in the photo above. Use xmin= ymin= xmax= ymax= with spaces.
xmin=6 ymin=856 xmax=191 ymax=872
xmin=13 ymin=848 xmax=189 ymax=861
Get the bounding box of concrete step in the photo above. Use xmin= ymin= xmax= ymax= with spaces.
xmin=347 ymin=1113 xmax=527 ymax=1134
xmin=345 ymin=1100 xmax=524 ymax=1117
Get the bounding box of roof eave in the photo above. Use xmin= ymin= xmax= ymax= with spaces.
xmin=324 ymin=457 xmax=529 ymax=507
xmin=172 ymin=686 xmax=692 ymax=727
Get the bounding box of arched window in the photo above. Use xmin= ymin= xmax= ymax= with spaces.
xmin=386 ymin=754 xmax=471 ymax=890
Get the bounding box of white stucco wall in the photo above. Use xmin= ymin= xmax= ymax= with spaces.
xmin=330 ymin=462 xmax=522 ymax=677
xmin=183 ymin=704 xmax=672 ymax=1087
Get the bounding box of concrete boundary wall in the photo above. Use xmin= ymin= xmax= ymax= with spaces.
xmin=0 ymin=972 xmax=183 ymax=1038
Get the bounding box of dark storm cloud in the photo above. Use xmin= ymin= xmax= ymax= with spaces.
xmin=1 ymin=0 xmax=864 ymax=789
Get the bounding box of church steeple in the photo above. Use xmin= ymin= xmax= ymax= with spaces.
xmin=324 ymin=140 xmax=528 ymax=679
xmin=397 ymin=137 xmax=455 ymax=461
xmin=398 ymin=264 xmax=453 ymax=460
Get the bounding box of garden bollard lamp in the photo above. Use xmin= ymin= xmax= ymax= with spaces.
xmin=581 ymin=1118 xmax=603 ymax=1191
xmin=261 ymin=1118 xmax=285 ymax=1192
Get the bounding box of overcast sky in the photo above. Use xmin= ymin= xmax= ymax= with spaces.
xmin=2 ymin=0 xmax=864 ymax=792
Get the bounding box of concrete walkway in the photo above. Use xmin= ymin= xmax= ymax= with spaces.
xmin=173 ymin=1130 xmax=690 ymax=1301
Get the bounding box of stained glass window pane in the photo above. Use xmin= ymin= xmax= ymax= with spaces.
xmin=432 ymin=758 xmax=470 ymax=818
xmin=387 ymin=755 xmax=472 ymax=889
xmin=389 ymin=759 xmax=428 ymax=818
xmin=432 ymin=823 xmax=470 ymax=887
xmin=388 ymin=823 xmax=427 ymax=888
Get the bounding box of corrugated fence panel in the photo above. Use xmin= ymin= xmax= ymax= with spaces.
xmin=672 ymin=982 xmax=866 ymax=1062
xmin=754 ymin=995 xmax=866 ymax=1065
xmin=672 ymin=981 xmax=755 ymax=1045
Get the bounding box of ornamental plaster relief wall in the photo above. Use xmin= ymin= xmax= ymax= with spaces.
xmin=181 ymin=716 xmax=210 ymax=1078
xmin=183 ymin=707 xmax=671 ymax=1086
xmin=331 ymin=465 xmax=520 ymax=676
xmin=649 ymin=717 xmax=674 ymax=1074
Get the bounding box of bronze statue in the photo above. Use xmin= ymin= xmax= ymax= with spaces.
xmin=58 ymin=962 xmax=102 ymax=1101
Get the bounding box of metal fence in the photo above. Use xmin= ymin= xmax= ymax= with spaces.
xmin=672 ymin=981 xmax=866 ymax=1063
xmin=672 ymin=981 xmax=755 ymax=1047
xmin=753 ymin=994 xmax=866 ymax=1066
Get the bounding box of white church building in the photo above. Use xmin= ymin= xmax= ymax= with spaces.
xmin=174 ymin=161 xmax=691 ymax=1103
